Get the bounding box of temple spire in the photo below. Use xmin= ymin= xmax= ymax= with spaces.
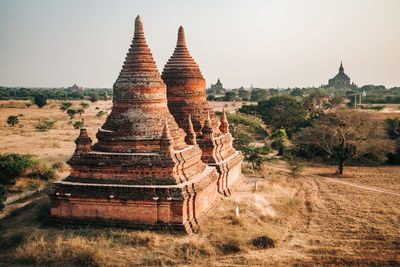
xmin=161 ymin=118 xmax=172 ymax=141
xmin=202 ymin=111 xmax=214 ymax=139
xmin=177 ymin=26 xmax=186 ymax=46
xmin=75 ymin=117 xmax=92 ymax=153
xmin=219 ymin=108 xmax=229 ymax=134
xmin=134 ymin=15 xmax=144 ymax=35
xmin=339 ymin=61 xmax=344 ymax=73
xmin=185 ymin=113 xmax=197 ymax=145
xmin=160 ymin=118 xmax=174 ymax=158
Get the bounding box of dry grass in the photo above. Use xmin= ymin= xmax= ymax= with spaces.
xmin=0 ymin=167 xmax=304 ymax=266
xmin=1 ymin=161 xmax=399 ymax=266
xmin=0 ymin=99 xmax=111 ymax=163
xmin=1 ymin=101 xmax=399 ymax=265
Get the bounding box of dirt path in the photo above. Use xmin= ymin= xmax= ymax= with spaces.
xmin=261 ymin=164 xmax=400 ymax=265
xmin=269 ymin=166 xmax=400 ymax=197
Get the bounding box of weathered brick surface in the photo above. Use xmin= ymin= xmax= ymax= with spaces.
xmin=49 ymin=16 xmax=221 ymax=232
xmin=162 ymin=27 xmax=244 ymax=195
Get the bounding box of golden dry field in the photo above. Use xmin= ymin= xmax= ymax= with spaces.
xmin=0 ymin=100 xmax=400 ymax=266
xmin=0 ymin=100 xmax=242 ymax=162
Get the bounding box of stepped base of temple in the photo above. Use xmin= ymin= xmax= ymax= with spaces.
xmin=48 ymin=166 xmax=220 ymax=233
xmin=212 ymin=151 xmax=244 ymax=195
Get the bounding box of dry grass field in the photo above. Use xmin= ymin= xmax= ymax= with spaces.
xmin=0 ymin=100 xmax=241 ymax=162
xmin=1 ymin=100 xmax=400 ymax=265
xmin=0 ymin=162 xmax=399 ymax=266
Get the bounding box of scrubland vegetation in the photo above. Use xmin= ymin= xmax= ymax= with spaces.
xmin=0 ymin=164 xmax=306 ymax=266
xmin=0 ymin=90 xmax=399 ymax=265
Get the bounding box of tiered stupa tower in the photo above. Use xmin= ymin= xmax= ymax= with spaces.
xmin=162 ymin=27 xmax=243 ymax=194
xmin=48 ymin=16 xmax=220 ymax=232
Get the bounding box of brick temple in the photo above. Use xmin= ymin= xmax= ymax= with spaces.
xmin=162 ymin=26 xmax=243 ymax=194
xmin=48 ymin=16 xmax=243 ymax=232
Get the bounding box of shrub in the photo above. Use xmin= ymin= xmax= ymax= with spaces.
xmin=284 ymin=153 xmax=303 ymax=178
xmin=206 ymin=95 xmax=216 ymax=101
xmin=26 ymin=180 xmax=40 ymax=191
xmin=33 ymin=94 xmax=47 ymax=108
xmin=35 ymin=119 xmax=56 ymax=132
xmin=60 ymin=102 xmax=73 ymax=112
xmin=27 ymin=162 xmax=55 ymax=181
xmin=0 ymin=153 xmax=34 ymax=186
xmin=96 ymin=110 xmax=105 ymax=117
xmin=77 ymin=108 xmax=84 ymax=116
xmin=0 ymin=184 xmax=6 ymax=211
xmin=80 ymin=102 xmax=89 ymax=109
xmin=0 ymin=232 xmax=26 ymax=249
xmin=25 ymin=103 xmax=32 ymax=108
xmin=89 ymin=92 xmax=99 ymax=102
xmin=52 ymin=161 xmax=67 ymax=171
xmin=73 ymin=121 xmax=82 ymax=129
xmin=7 ymin=115 xmax=19 ymax=126
xmin=251 ymin=235 xmax=275 ymax=249
xmin=67 ymin=109 xmax=77 ymax=119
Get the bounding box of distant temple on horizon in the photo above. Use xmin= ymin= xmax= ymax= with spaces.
xmin=68 ymin=83 xmax=85 ymax=91
xmin=327 ymin=62 xmax=351 ymax=88
xmin=210 ymin=78 xmax=224 ymax=94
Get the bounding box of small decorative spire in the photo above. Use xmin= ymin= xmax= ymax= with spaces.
xmin=160 ymin=118 xmax=174 ymax=158
xmin=219 ymin=108 xmax=229 ymax=134
xmin=177 ymin=26 xmax=186 ymax=47
xmin=185 ymin=113 xmax=197 ymax=145
xmin=75 ymin=117 xmax=91 ymax=153
xmin=339 ymin=61 xmax=344 ymax=73
xmin=202 ymin=111 xmax=214 ymax=139
xmin=134 ymin=15 xmax=144 ymax=35
xmin=161 ymin=118 xmax=172 ymax=141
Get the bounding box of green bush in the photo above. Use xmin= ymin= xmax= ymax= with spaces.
xmin=80 ymin=102 xmax=89 ymax=109
xmin=251 ymin=235 xmax=275 ymax=249
xmin=27 ymin=162 xmax=56 ymax=181
xmin=67 ymin=109 xmax=77 ymax=119
xmin=89 ymin=92 xmax=99 ymax=102
xmin=60 ymin=102 xmax=73 ymax=112
xmin=0 ymin=153 xmax=34 ymax=185
xmin=7 ymin=115 xmax=19 ymax=126
xmin=96 ymin=110 xmax=105 ymax=117
xmin=73 ymin=121 xmax=82 ymax=129
xmin=0 ymin=184 xmax=6 ymax=211
xmin=35 ymin=119 xmax=56 ymax=132
xmin=77 ymin=108 xmax=84 ymax=116
xmin=33 ymin=94 xmax=47 ymax=108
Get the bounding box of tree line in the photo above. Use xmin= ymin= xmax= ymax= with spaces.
xmin=229 ymin=95 xmax=399 ymax=175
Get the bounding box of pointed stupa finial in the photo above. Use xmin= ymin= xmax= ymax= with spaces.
xmin=75 ymin=117 xmax=91 ymax=153
xmin=202 ymin=111 xmax=213 ymax=139
xmin=135 ymin=15 xmax=144 ymax=35
xmin=185 ymin=113 xmax=197 ymax=145
xmin=177 ymin=26 xmax=186 ymax=46
xmin=339 ymin=61 xmax=344 ymax=73
xmin=219 ymin=108 xmax=229 ymax=134
xmin=161 ymin=118 xmax=172 ymax=140
xmin=160 ymin=118 xmax=174 ymax=158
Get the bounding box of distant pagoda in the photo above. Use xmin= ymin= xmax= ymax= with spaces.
xmin=49 ymin=16 xmax=220 ymax=232
xmin=328 ymin=62 xmax=351 ymax=88
xmin=162 ymin=26 xmax=243 ymax=194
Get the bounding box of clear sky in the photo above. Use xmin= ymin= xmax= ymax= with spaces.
xmin=0 ymin=0 xmax=399 ymax=89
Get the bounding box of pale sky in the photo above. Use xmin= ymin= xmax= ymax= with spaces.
xmin=0 ymin=0 xmax=399 ymax=89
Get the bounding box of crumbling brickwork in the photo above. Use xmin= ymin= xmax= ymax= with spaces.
xmin=48 ymin=16 xmax=225 ymax=232
xmin=162 ymin=26 xmax=244 ymax=195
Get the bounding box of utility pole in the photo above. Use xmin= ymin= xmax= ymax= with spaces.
xmin=354 ymin=95 xmax=357 ymax=109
